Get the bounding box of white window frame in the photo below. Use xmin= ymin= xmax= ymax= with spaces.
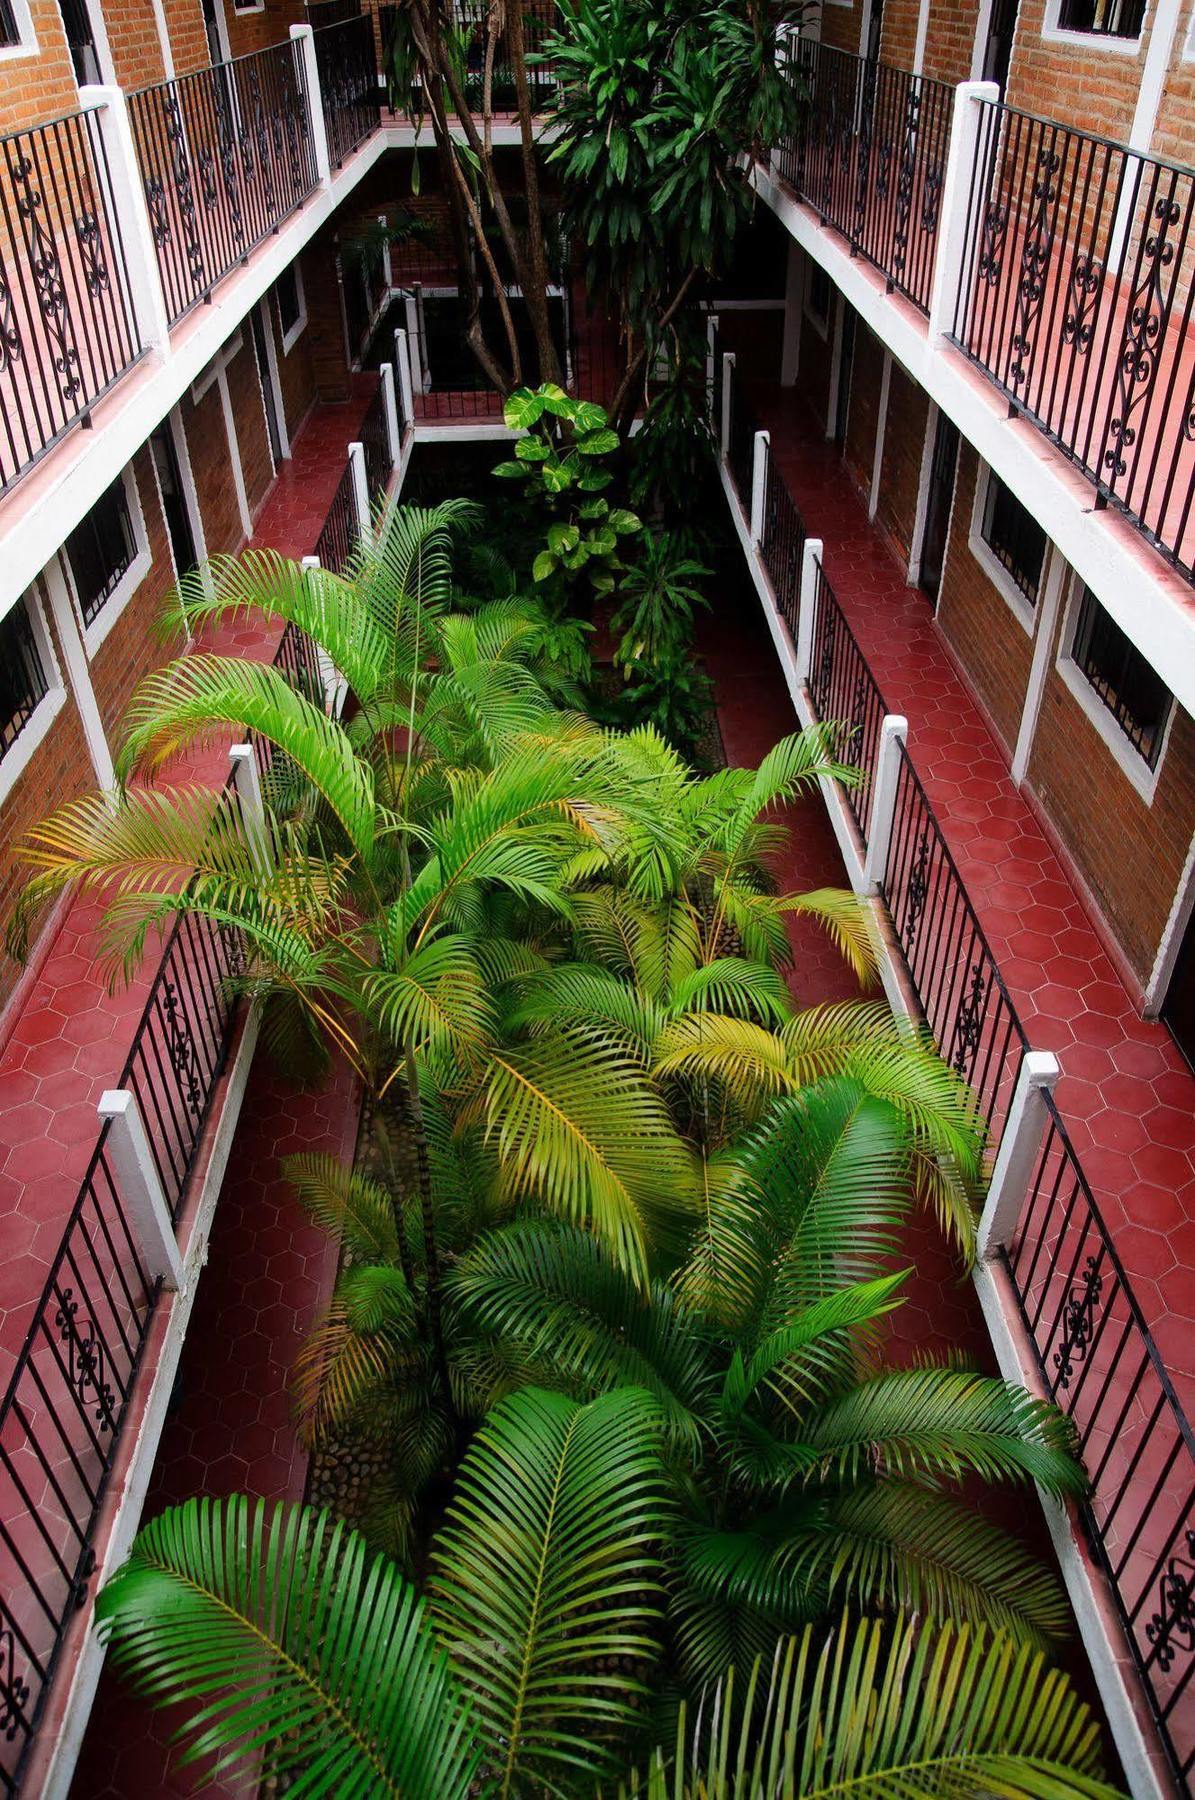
xmin=0 ymin=0 xmax=38 ymax=62
xmin=1055 ymin=571 xmax=1175 ymax=802
xmin=803 ymin=258 xmax=831 ymax=341
xmin=1040 ymin=0 xmax=1146 ymax=53
xmin=230 ymin=0 xmax=265 ymax=13
xmin=0 ymin=587 xmax=68 ymax=808
xmin=969 ymin=461 xmax=1042 ymax=638
xmin=63 ymin=464 xmax=152 ymax=659
xmin=1184 ymin=0 xmax=1195 ymax=57
xmin=275 ymin=265 xmax=308 ymax=356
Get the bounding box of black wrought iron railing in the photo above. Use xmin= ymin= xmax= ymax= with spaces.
xmin=315 ymin=456 xmax=358 ymax=573
xmin=760 ymin=451 xmax=806 ymax=638
xmin=0 ymin=107 xmax=144 ymax=493
xmin=952 ymin=100 xmax=1195 ymax=583
xmin=360 ymin=380 xmax=392 ymax=495
xmin=306 ymin=0 xmax=360 ymax=23
xmin=0 ymin=619 xmax=325 ymax=1796
xmin=727 ymin=377 xmax=757 ymax=510
xmin=128 ymin=39 xmax=318 ymax=327
xmin=806 ymin=557 xmax=887 ymax=842
xmin=315 ymin=13 xmax=381 ymax=171
xmin=777 ymin=40 xmax=953 ymax=316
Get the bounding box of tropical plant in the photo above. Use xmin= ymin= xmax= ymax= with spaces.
xmin=610 ymin=532 xmax=708 ymax=676
xmin=94 ymin=1473 xmax=1120 ymax=1800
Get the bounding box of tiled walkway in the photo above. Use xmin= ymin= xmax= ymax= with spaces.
xmin=0 ymin=380 xmax=379 ymax=1390
xmin=747 ymin=377 xmax=1195 ymax=1408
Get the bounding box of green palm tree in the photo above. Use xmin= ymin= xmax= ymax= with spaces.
xmin=94 ymin=1455 xmax=1119 ymax=1800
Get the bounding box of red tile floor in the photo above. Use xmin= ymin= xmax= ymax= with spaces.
xmin=0 ymin=378 xmax=380 ymax=1394
xmin=741 ymin=372 xmax=1195 ymax=1411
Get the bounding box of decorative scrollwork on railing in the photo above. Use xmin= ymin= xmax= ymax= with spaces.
xmin=1102 ymin=190 xmax=1181 ymax=490
xmin=54 ymin=1287 xmax=118 ymax=1433
xmin=75 ymin=211 xmax=111 ymax=300
xmin=161 ymin=90 xmax=205 ymax=289
xmin=950 ymin=961 xmax=989 ymax=1077
xmin=890 ymin=85 xmax=923 ymax=286
xmin=0 ymin=269 xmax=23 ymax=375
xmin=0 ymin=1621 xmax=31 ymax=1746
xmin=977 ymin=197 xmax=1009 ymax=289
xmin=814 ymin=601 xmax=837 ymax=715
xmin=9 ymin=151 xmax=80 ymax=405
xmin=1146 ymin=1531 xmax=1195 ymax=1675
xmin=904 ymin=827 xmax=931 ymax=949
xmin=162 ymin=977 xmax=204 ymax=1117
xmin=1052 ymin=1252 xmax=1103 ymax=1389
xmin=1008 ymin=140 xmax=1061 ymax=388
xmin=1061 ymin=250 xmax=1103 ymax=355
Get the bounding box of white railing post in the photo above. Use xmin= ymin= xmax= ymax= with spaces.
xmin=302 ymin=555 xmax=345 ymax=716
xmin=379 ymin=212 xmax=392 ymax=290
xmin=927 ymin=80 xmax=999 ymax=344
xmin=403 ymin=293 xmax=425 ymax=393
xmin=750 ymin=430 xmax=770 ymax=543
xmin=348 ymin=440 xmax=370 ymax=535
xmin=705 ymin=313 xmax=719 ymax=421
xmin=394 ymin=325 xmax=415 ymax=423
xmin=290 ymin=25 xmax=331 ymax=186
xmin=228 ymin=740 xmax=269 ymax=877
xmin=794 ymin=535 xmax=823 ymax=682
xmin=379 ymin=362 xmax=401 ymax=462
xmin=97 ymin=1089 xmax=184 ymax=1289
xmin=720 ymin=351 xmax=735 ymax=456
xmin=863 ymin=714 xmax=909 ymax=892
xmin=977 ymin=1052 xmax=1061 ymax=1260
xmin=78 ymin=86 xmax=171 ymax=355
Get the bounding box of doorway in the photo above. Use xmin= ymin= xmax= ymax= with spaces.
xmin=251 ymin=305 xmax=285 ymax=470
xmin=150 ymin=422 xmax=198 ymax=582
xmin=918 ymin=411 xmax=959 ymax=604
xmin=981 ymin=0 xmax=1018 ymax=92
xmin=58 ymin=0 xmax=102 ymax=83
xmin=832 ymin=303 xmax=856 ymax=447
xmin=1163 ymin=909 xmax=1195 ymax=1072
xmin=200 ymin=0 xmax=227 ymax=65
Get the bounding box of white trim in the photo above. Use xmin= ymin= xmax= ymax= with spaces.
xmin=246 ymin=306 xmax=278 ymax=479
xmin=0 ymin=0 xmax=37 ymax=60
xmin=276 ymin=263 xmax=308 ymax=355
xmin=908 ymin=400 xmax=939 ymax=584
xmin=969 ymin=461 xmax=1041 ymax=637
xmin=1185 ymin=0 xmax=1195 ymax=57
xmin=912 ymin=0 xmax=932 ymax=71
xmin=60 ymin=464 xmax=153 ymax=660
xmin=781 ymin=238 xmax=803 ymax=386
xmin=165 ymin=405 xmax=209 ymax=604
xmin=75 ymin=0 xmax=117 ymax=86
xmin=1039 ymin=0 xmax=1145 ymax=52
xmin=826 ymin=291 xmax=846 ymax=440
xmin=1125 ymin=0 xmax=1183 ymax=149
xmin=0 ymin=586 xmax=69 ymax=807
xmin=1054 ymin=571 xmax=1175 ymax=803
xmin=148 ymin=0 xmax=174 ymax=78
xmin=255 ymin=299 xmax=291 ymax=459
xmin=217 ymin=365 xmax=253 ymax=541
xmin=1146 ymin=828 xmax=1195 ymax=1011
xmin=230 ymin=0 xmax=265 ymax=10
xmin=206 ymin=0 xmax=233 ymax=64
xmin=803 ymin=255 xmax=831 ymax=340
xmin=868 ymin=349 xmax=891 ymax=523
xmin=42 ymin=561 xmax=112 ymax=787
xmin=1011 ymin=544 xmax=1067 ymax=782
xmin=191 ymin=328 xmax=243 ymax=402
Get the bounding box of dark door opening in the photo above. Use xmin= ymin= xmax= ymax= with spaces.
xmin=981 ymin=0 xmax=1018 ymax=93
xmin=863 ymin=0 xmax=885 ymax=61
xmin=251 ymin=306 xmax=285 ymax=468
xmin=1162 ymin=907 xmax=1195 ymax=1072
xmin=918 ymin=412 xmax=960 ymax=604
xmin=58 ymin=0 xmax=101 ymax=83
xmin=833 ymin=303 xmax=856 ymax=447
xmin=150 ymin=423 xmax=198 ymax=582
xmin=200 ymin=0 xmax=224 ymax=65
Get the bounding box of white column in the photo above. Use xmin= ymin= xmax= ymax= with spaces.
xmin=705 ymin=313 xmax=720 ymax=420
xmin=868 ymin=350 xmax=892 ymax=524
xmin=290 ymin=25 xmax=332 ymax=186
xmin=720 ymin=351 xmax=735 ymax=456
xmin=927 ymin=81 xmax=999 ymax=345
xmin=379 ymin=363 xmax=401 ymax=463
xmin=98 ymin=1089 xmax=184 ymax=1289
xmin=228 ymin=740 xmax=270 ymax=878
xmin=780 ymin=240 xmax=803 ymax=387
xmin=402 ymin=296 xmax=425 ymax=394
xmin=863 ymin=713 xmax=909 ymax=893
xmin=379 ymin=212 xmax=393 ymax=290
xmin=348 ymin=440 xmax=371 ymax=535
xmin=216 ymin=364 xmax=253 ymax=541
xmin=750 ymin=430 xmax=770 ymax=543
xmin=78 ymin=86 xmax=171 ymax=354
xmin=976 ymin=1051 xmax=1060 ymax=1260
xmin=42 ymin=558 xmax=116 ymax=789
xmin=394 ymin=325 xmax=415 ymax=424
xmin=413 ymin=283 xmax=430 ymax=387
xmin=794 ymin=536 xmax=823 ymax=682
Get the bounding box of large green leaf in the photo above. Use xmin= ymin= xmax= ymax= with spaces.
xmin=95 ymin=1496 xmax=478 ymax=1798
xmin=429 ymin=1386 xmax=669 ymax=1798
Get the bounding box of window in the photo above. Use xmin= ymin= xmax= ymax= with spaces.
xmin=0 ymin=0 xmax=37 ymax=53
xmin=980 ymin=474 xmax=1046 ymax=606
xmin=1070 ymin=585 xmax=1173 ymax=767
xmin=1054 ymin=0 xmax=1145 ymax=35
xmin=58 ymin=0 xmax=102 ymax=82
xmin=64 ymin=477 xmax=137 ymax=626
xmin=274 ymin=265 xmax=307 ymax=353
xmin=0 ymin=0 xmax=20 ymax=46
xmin=0 ymin=598 xmax=51 ymax=763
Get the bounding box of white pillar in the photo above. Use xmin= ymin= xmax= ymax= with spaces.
xmin=228 ymin=740 xmax=270 ymax=876
xmin=863 ymin=713 xmax=909 ymax=893
xmin=98 ymin=1089 xmax=184 ymax=1289
xmin=290 ymin=25 xmax=331 ymax=186
xmin=977 ymin=1052 xmax=1060 ymax=1260
xmin=750 ymin=430 xmax=770 ymax=543
xmin=868 ymin=350 xmax=891 ymax=524
xmin=302 ymin=555 xmax=344 ymax=716
xmin=705 ymin=313 xmax=719 ymax=422
xmin=394 ymin=325 xmax=415 ymax=424
xmin=794 ymin=536 xmax=823 ymax=683
xmin=780 ymin=240 xmax=803 ymax=387
xmin=402 ymin=294 xmax=425 ymax=394
xmin=348 ymin=440 xmax=370 ymax=534
xmin=379 ymin=212 xmax=392 ymax=290
xmin=78 ymin=86 xmax=171 ymax=354
xmin=927 ymin=81 xmax=1000 ymax=345
xmin=379 ymin=363 xmax=401 ymax=462
xmin=720 ymin=351 xmax=735 ymax=456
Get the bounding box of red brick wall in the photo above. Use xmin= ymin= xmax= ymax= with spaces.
xmin=935 ymin=444 xmax=1034 ymax=754
xmin=1028 ymin=620 xmax=1195 ymax=986
xmin=269 ymin=284 xmax=318 ymax=442
xmin=88 ymin=447 xmax=177 ymax=745
xmin=161 ymin=0 xmax=212 ymax=75
xmin=920 ymin=0 xmax=982 ymax=83
xmin=302 ymin=234 xmax=353 ymax=403
xmin=183 ymin=376 xmax=243 ymax=556
xmin=223 ymin=0 xmax=306 ymax=59
xmin=817 ymin=0 xmax=861 ymax=52
xmin=843 ymin=319 xmax=883 ymax=501
xmin=875 ymin=359 xmax=929 ymax=565
xmin=879 ymin=0 xmax=919 ymax=68
xmin=228 ymin=333 xmax=275 ymax=516
xmin=0 ymin=595 xmax=93 ymax=1005
xmin=1152 ymin=33 xmax=1195 ymax=165
xmin=0 ymin=4 xmax=78 ymax=129
xmin=102 ymin=0 xmax=169 ymax=90
xmin=1004 ymin=0 xmax=1147 ymax=140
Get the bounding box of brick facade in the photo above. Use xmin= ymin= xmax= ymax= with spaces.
xmin=874 ymin=358 xmax=928 ymax=567
xmin=88 ymin=447 xmax=176 ymax=745
xmin=817 ymin=0 xmax=861 ymax=53
xmin=1027 ymin=614 xmax=1195 ymax=987
xmin=182 ymin=374 xmax=243 ymax=556
xmin=268 ymin=282 xmax=318 ymax=441
xmin=919 ymin=0 xmax=981 ymax=84
xmin=0 ymin=3 xmax=79 ymax=132
xmin=222 ymin=0 xmax=305 ymax=58
xmin=302 ymin=233 xmax=353 ymax=403
xmin=229 ymin=332 xmax=275 ymax=516
xmin=843 ymin=317 xmax=883 ymax=501
xmin=934 ymin=443 xmax=1034 ymax=755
